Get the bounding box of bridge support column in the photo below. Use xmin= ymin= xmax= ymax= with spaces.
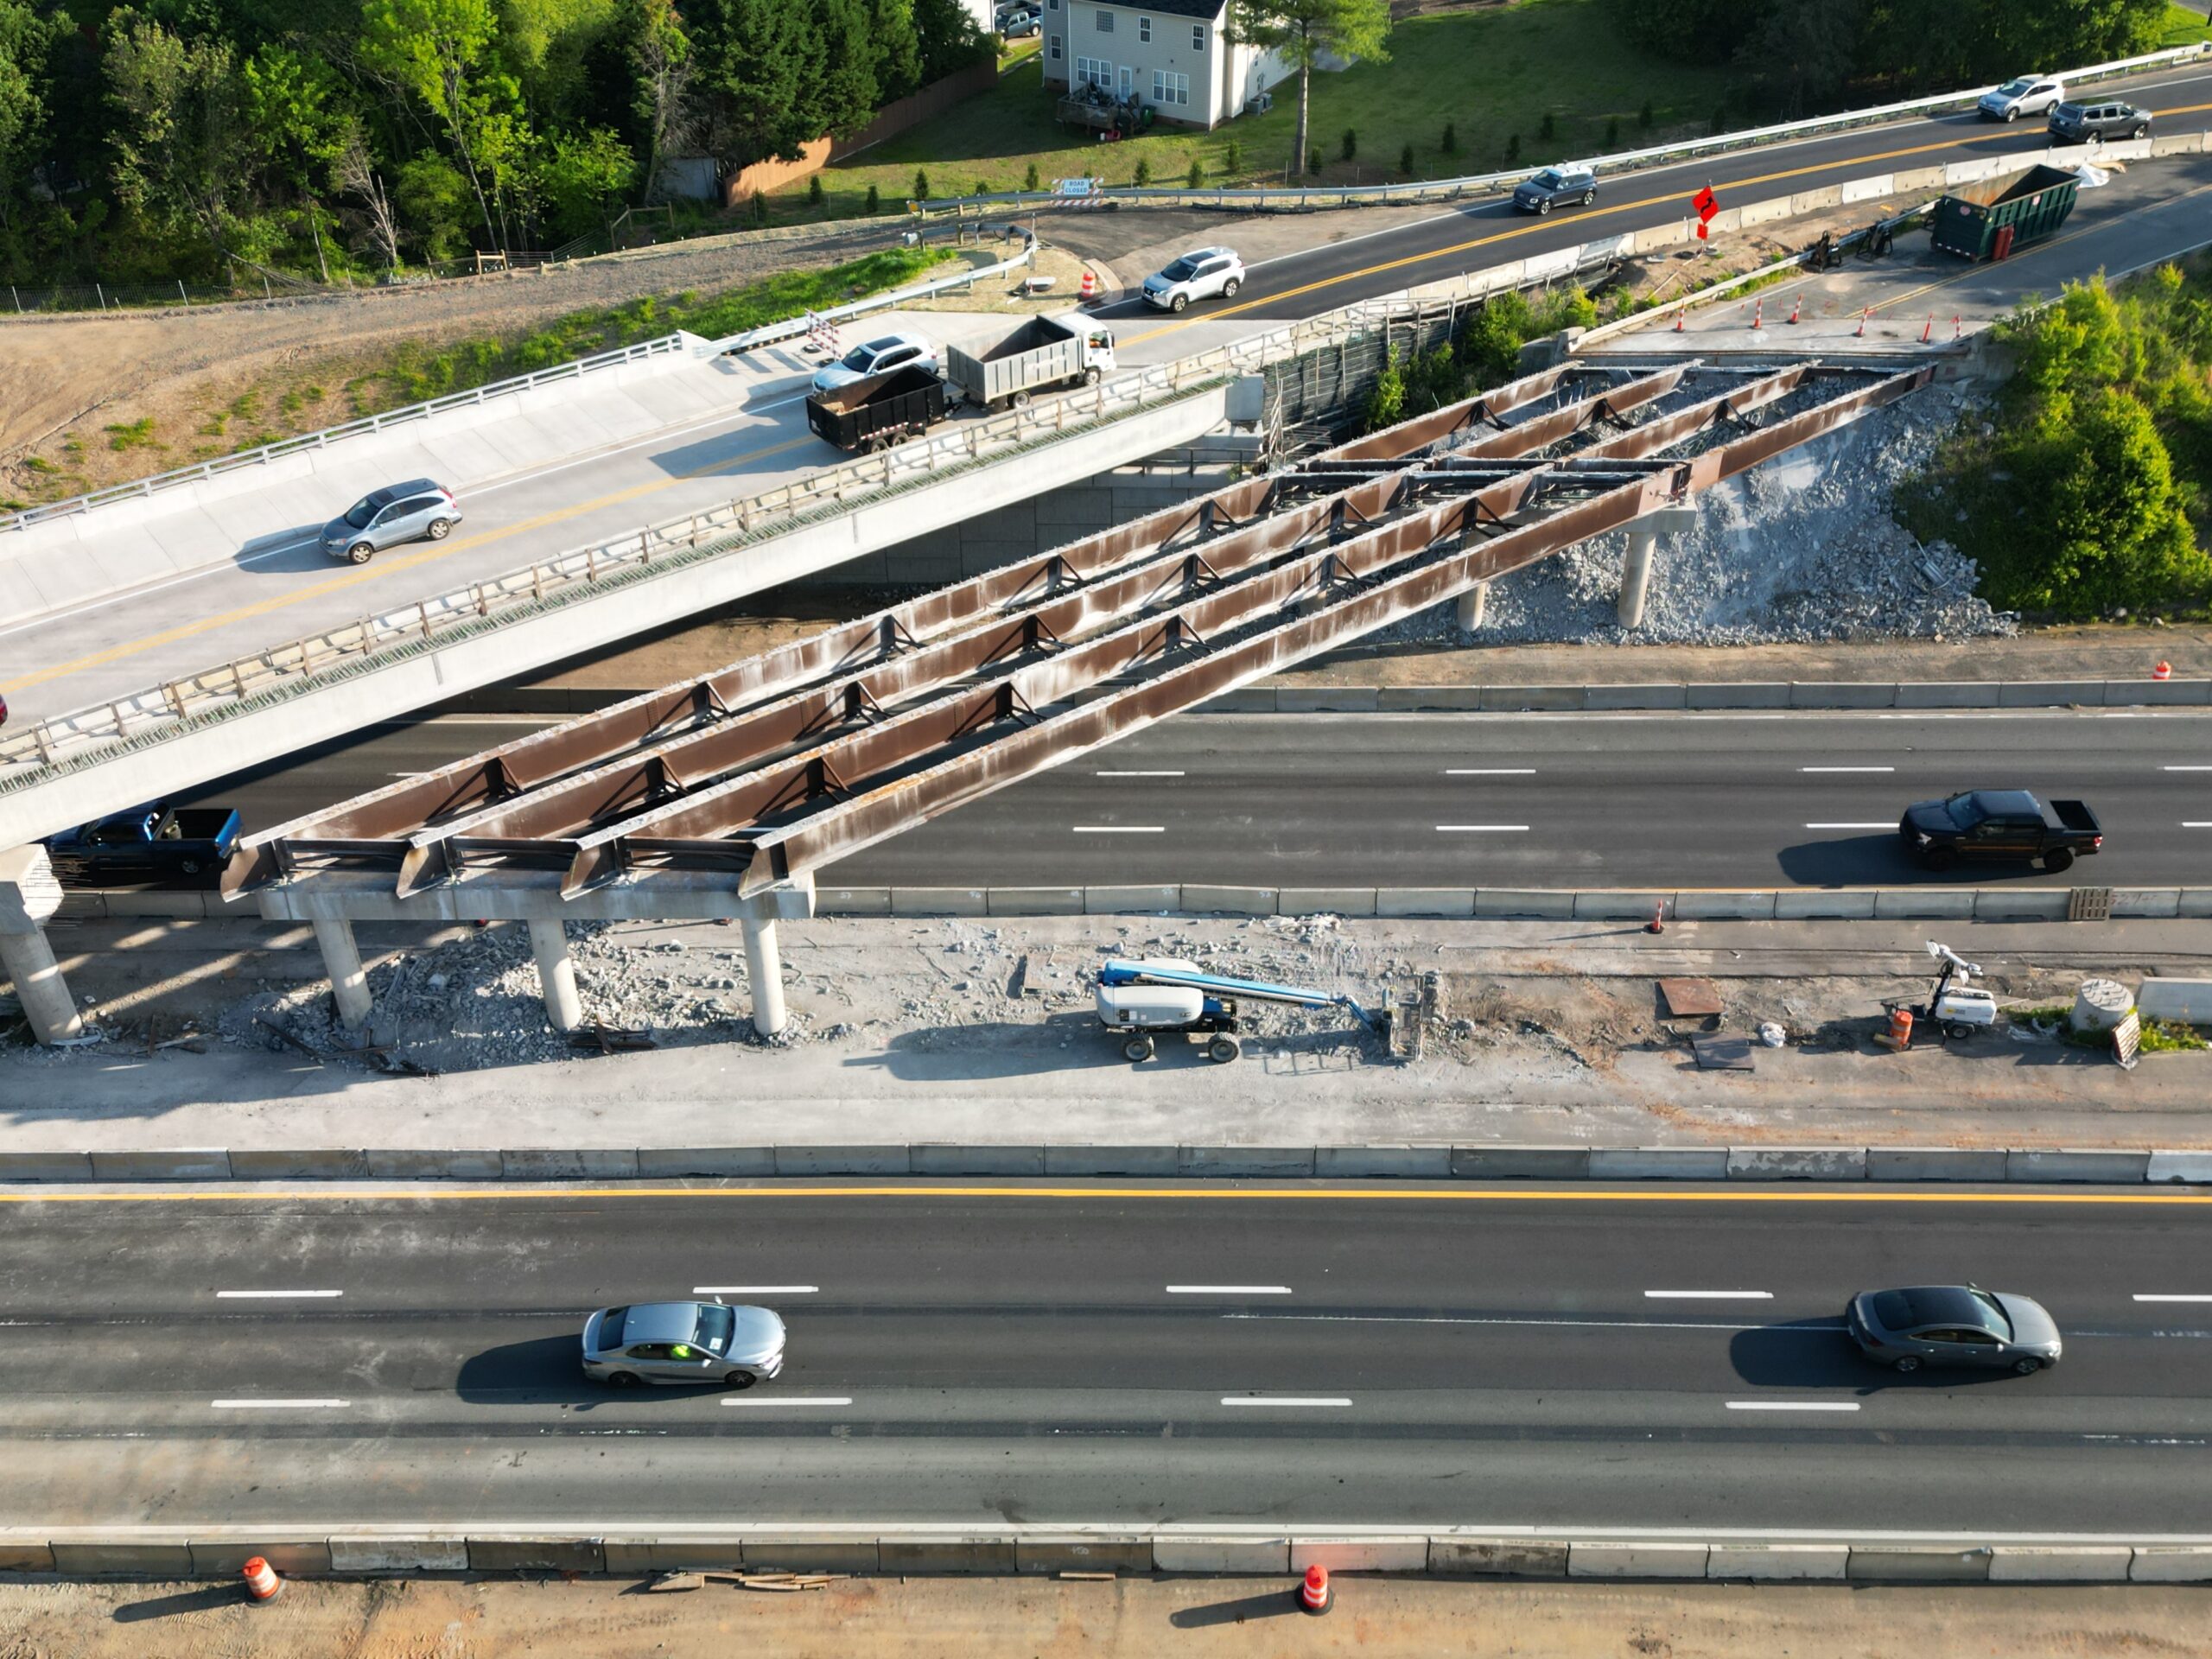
xmin=1617 ymin=505 xmax=1699 ymax=632
xmin=530 ymin=918 xmax=584 ymax=1033
xmin=1454 ymin=582 xmax=1489 ymax=632
xmin=0 ymin=845 xmax=82 ymax=1046
xmin=311 ymin=916 xmax=373 ymax=1031
xmin=739 ymin=874 xmax=814 ymax=1039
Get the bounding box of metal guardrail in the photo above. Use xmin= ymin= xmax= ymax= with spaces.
xmin=707 ymin=239 xmax=1035 ymax=353
xmin=0 ymin=244 xmax=1618 ymax=781
xmin=0 ymin=334 xmax=695 ymax=536
xmin=914 ymin=42 xmax=2209 ymax=219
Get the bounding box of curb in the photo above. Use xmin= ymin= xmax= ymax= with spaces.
xmin=1 ymin=1144 xmax=2203 ymax=1185
xmin=7 ymin=1529 xmax=2208 ymax=1582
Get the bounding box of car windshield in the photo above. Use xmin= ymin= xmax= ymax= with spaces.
xmin=342 ymin=497 xmax=380 ymax=528
xmin=1160 ymin=257 xmax=1198 ymax=281
xmin=843 ymin=339 xmax=897 ymax=369
xmin=1530 ymin=169 xmax=1566 ymax=188
xmin=1945 ymin=791 xmax=1989 ymax=828
xmin=598 ymin=1306 xmax=629 ymax=1347
xmin=1995 ymin=79 xmax=2034 ymax=96
xmin=694 ymin=1304 xmax=735 ymax=1353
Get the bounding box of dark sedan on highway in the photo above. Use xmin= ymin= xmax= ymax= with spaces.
xmin=1847 ymin=1285 xmax=2062 ymax=1375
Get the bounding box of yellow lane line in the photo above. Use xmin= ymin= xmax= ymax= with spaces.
xmin=0 ymin=430 xmax=817 ymax=698
xmin=1122 ymin=98 xmax=2212 ymax=349
xmin=2 ymin=1185 xmax=2207 ymax=1205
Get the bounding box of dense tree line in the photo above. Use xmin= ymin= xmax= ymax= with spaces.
xmin=1610 ymin=0 xmax=2174 ymax=116
xmin=0 ymin=0 xmax=988 ymax=284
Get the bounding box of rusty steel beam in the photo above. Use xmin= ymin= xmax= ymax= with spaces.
xmin=1575 ymin=365 xmax=1808 ymax=461
xmin=1446 ymin=365 xmax=1686 ymax=461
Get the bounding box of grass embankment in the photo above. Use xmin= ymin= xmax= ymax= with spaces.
xmin=1 ymin=247 xmax=952 ymax=510
xmin=790 ymin=0 xmax=1737 ymax=218
xmin=1898 ymin=257 xmax=2212 ymax=623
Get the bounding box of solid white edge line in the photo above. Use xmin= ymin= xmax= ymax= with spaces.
xmin=2134 ymin=1294 xmax=2212 ymax=1302
xmin=2162 ymin=765 xmax=2212 ymax=771
xmin=1219 ymin=1396 xmax=1352 ymax=1407
xmin=1645 ymin=1291 xmax=1773 ymax=1300
xmin=1805 ymin=822 xmax=1897 ymax=829
xmin=2184 ymin=823 xmax=2212 ymax=829
xmin=211 ymin=1399 xmax=350 ymax=1409
xmin=1443 ymin=768 xmax=1536 ymax=775
xmin=215 ymin=1290 xmax=344 ymax=1299
xmin=1095 ymin=770 xmax=1185 ymax=777
xmin=693 ymin=1286 xmax=819 ymax=1295
xmin=1725 ymin=1402 xmax=1861 ymax=1412
xmin=1166 ymin=1285 xmax=1294 ymax=1295
xmin=1800 ymin=766 xmax=1895 ymax=772
xmin=1071 ymin=825 xmax=1165 ymax=833
xmin=722 ymin=1396 xmax=852 ymax=1407
xmin=1435 ymin=824 xmax=1529 ymax=832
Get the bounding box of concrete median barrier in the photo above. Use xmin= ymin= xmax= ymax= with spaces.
xmin=50 ymin=1541 xmax=196 ymax=1577
xmin=2116 ymin=677 xmax=2212 ymax=704
xmin=1196 ymin=689 xmax=1277 ymax=713
xmin=1706 ymin=1544 xmax=1848 ymax=1580
xmin=1179 ymin=1147 xmax=1316 ymax=1177
xmin=912 ymin=1145 xmax=1046 ymax=1175
xmin=1480 ymin=685 xmax=1584 ymax=711
xmin=1451 ymin=1146 xmax=1590 ymax=1179
xmin=467 ymin=1536 xmax=607 ymax=1574
xmin=0 ymin=1541 xmax=55 ymax=1571
xmin=329 ymin=1538 xmax=470 ymax=1573
xmin=1376 ymin=686 xmax=1483 ymax=711
xmin=1988 ymin=1546 xmax=2132 ymax=1581
xmin=1376 ymin=887 xmax=1475 ymax=918
xmin=1292 ymin=1539 xmax=1428 ymax=1573
xmin=1586 ymin=683 xmax=1686 ymax=709
xmin=1999 ymin=681 xmax=2107 ymax=708
xmin=1567 ymin=1542 xmax=1709 ymax=1579
xmin=87 ymin=1149 xmax=232 ymax=1182
xmin=499 ymin=1149 xmax=639 ymax=1180
xmin=2147 ymin=1151 xmax=2212 ymax=1185
xmin=1726 ymin=1147 xmax=1866 ymax=1181
xmin=1873 ymin=889 xmax=1978 ymax=919
xmin=738 ymin=1536 xmax=880 ymax=1573
xmin=987 ymin=887 xmax=1083 ymax=916
xmin=634 ymin=1147 xmax=776 ymax=1177
xmin=1673 ymin=891 xmax=1777 ymax=920
xmin=1154 ymin=1536 xmax=1291 ymax=1573
xmin=1789 ymin=681 xmax=1897 ymax=709
xmin=2183 ymin=889 xmax=2212 ymax=918
xmin=2139 ymin=979 xmax=2212 ymax=1022
xmin=1867 ymin=1147 xmax=2008 ymax=1182
xmin=817 ymin=887 xmax=891 ymax=916
xmin=2131 ymin=1547 xmax=2212 ymax=1581
xmin=0 ymin=1151 xmax=94 ymax=1182
xmin=601 ymin=1537 xmax=747 ymax=1573
xmin=1083 ymin=885 xmax=1182 ymax=913
xmin=890 ymin=888 xmax=989 ymax=917
xmin=1588 ymin=1147 xmax=1728 ymax=1180
xmin=365 ymin=1149 xmax=504 ymax=1179
xmin=1894 ymin=682 xmax=1998 ymax=708
xmin=1841 ymin=174 xmax=1894 ymax=203
xmin=773 ymin=1146 xmax=912 ymax=1175
xmin=1686 ymin=683 xmax=1789 ymax=709
xmin=1316 ymin=1146 xmax=1452 ymax=1178
xmin=879 ymin=1538 xmax=1019 ymax=1574
xmin=1572 ymin=891 xmax=1670 ymax=920
xmin=2006 ymin=1148 xmax=2151 ymax=1184
xmin=224 ymin=1149 xmax=372 ymax=1180
xmin=188 ymin=1539 xmax=334 ymax=1576
xmin=1476 ymin=889 xmax=1578 ymax=918
xmin=1044 ymin=1145 xmax=1180 ymax=1175
xmin=1971 ymin=890 xmax=2071 ymax=921
xmin=1427 ymin=1538 xmax=1568 ymax=1577
xmin=1015 ymin=1537 xmax=1152 ymax=1574
xmin=2112 ymin=889 xmax=2183 ymax=918
xmin=1277 ymin=688 xmax=1378 ymax=713
xmin=1277 ymin=888 xmax=1378 ymax=917
xmin=1847 ymin=1545 xmax=1989 ymax=1581
xmin=1179 ymin=886 xmax=1278 ymax=916
xmin=1774 ymin=890 xmax=1878 ymax=920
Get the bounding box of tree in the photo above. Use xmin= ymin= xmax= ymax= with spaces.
xmin=687 ymin=0 xmax=827 ymax=166
xmin=244 ymin=45 xmax=348 ymax=279
xmin=912 ymin=0 xmax=983 ymax=83
xmin=620 ymin=0 xmax=693 ymax=204
xmin=811 ymin=0 xmax=883 ymax=135
xmin=1741 ymin=0 xmax=1866 ymax=116
xmin=537 ymin=125 xmax=633 ymax=239
xmin=334 ymin=121 xmax=403 ymax=272
xmin=870 ymin=0 xmax=924 ymax=101
xmin=104 ymin=17 xmax=255 ymax=270
xmin=1225 ymin=0 xmax=1389 ymax=179
xmin=0 ymin=2 xmax=60 ymax=234
xmin=359 ymin=0 xmax=505 ymax=251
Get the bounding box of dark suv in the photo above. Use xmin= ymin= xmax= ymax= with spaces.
xmin=1511 ymin=165 xmax=1596 ymax=215
xmin=2049 ymin=99 xmax=2150 ymax=143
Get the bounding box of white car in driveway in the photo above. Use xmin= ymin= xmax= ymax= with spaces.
xmin=811 ymin=331 xmax=941 ymax=394
xmin=1978 ymin=74 xmax=2064 ymax=121
xmin=1141 ymin=247 xmax=1245 ymax=312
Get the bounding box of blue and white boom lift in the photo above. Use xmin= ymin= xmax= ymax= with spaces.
xmin=1094 ymin=957 xmax=1393 ymax=1065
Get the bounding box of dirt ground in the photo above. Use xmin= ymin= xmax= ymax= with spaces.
xmin=1 ymin=1575 xmax=2206 ymax=1659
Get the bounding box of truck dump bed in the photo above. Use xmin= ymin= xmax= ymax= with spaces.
xmin=1930 ymin=163 xmax=2080 ymax=260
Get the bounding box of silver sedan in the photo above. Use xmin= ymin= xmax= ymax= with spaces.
xmin=1847 ymin=1285 xmax=2062 ymax=1374
xmin=581 ymin=1300 xmax=787 ymax=1389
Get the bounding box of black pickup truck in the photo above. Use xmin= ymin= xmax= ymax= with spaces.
xmin=1898 ymin=790 xmax=2102 ymax=874
xmin=44 ymin=804 xmax=243 ymax=887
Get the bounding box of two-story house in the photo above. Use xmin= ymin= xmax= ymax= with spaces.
xmin=1039 ymin=0 xmax=1294 ymax=130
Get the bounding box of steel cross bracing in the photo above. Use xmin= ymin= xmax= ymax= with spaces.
xmin=225 ymin=358 xmax=1930 ymax=906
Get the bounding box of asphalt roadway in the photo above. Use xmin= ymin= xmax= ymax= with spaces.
xmin=3 ymin=1181 xmax=2211 ymax=1535
xmin=8 ymin=60 xmax=2212 ymax=731
xmin=183 ymin=708 xmax=2212 ymax=889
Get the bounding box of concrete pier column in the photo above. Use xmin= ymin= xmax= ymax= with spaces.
xmin=311 ymin=916 xmax=373 ymax=1031
xmin=530 ymin=918 xmax=583 ymax=1033
xmin=0 ymin=844 xmax=82 ymax=1046
xmin=0 ymin=926 xmax=82 ymax=1046
xmin=741 ymin=912 xmax=787 ymax=1037
xmin=1616 ymin=505 xmax=1699 ymax=631
xmin=1454 ymin=582 xmax=1489 ymax=632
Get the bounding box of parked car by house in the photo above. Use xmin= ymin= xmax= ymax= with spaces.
xmin=1511 ymin=165 xmax=1597 ymax=214
xmin=1141 ymin=247 xmax=1244 ymax=312
xmin=1002 ymin=11 xmax=1039 ymax=35
xmin=2048 ymin=99 xmax=2151 ymax=143
xmin=810 ymin=332 xmax=941 ymax=395
xmin=321 ymin=480 xmax=462 ymax=564
xmin=1977 ymin=74 xmax=2063 ymax=121
xmin=43 ymin=803 xmax=243 ymax=887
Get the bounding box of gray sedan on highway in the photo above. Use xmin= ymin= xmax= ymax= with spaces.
xmin=582 ymin=1300 xmax=787 ymax=1388
xmin=1847 ymin=1285 xmax=2062 ymax=1374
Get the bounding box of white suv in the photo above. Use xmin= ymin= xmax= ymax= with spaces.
xmin=1141 ymin=247 xmax=1245 ymax=312
xmin=1977 ymin=75 xmax=2063 ymax=122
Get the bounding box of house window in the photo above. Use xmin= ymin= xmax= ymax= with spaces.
xmin=1075 ymin=54 xmax=1111 ymax=88
xmin=1192 ymin=22 xmax=1205 ymax=49
xmin=1139 ymin=14 xmax=1151 ymax=40
xmin=1095 ymin=8 xmax=1112 ymax=29
xmin=1049 ymin=33 xmax=1061 ymax=57
xmin=1152 ymin=68 xmax=1190 ymax=105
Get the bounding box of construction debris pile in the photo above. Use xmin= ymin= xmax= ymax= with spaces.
xmin=1391 ymin=396 xmax=2015 ymax=647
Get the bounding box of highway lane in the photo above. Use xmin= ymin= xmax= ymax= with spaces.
xmin=178 ymin=708 xmax=2212 ymax=888
xmin=10 ymin=61 xmax=2212 ymax=732
xmin=2 ymin=1183 xmax=2210 ymax=1532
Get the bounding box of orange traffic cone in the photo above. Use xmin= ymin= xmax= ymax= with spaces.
xmin=1078 ymin=269 xmax=1098 ymax=302
xmin=1920 ymin=315 xmax=1933 ymax=343
xmin=1645 ymin=901 xmax=1665 ymax=936
xmin=2153 ymin=660 xmax=2173 ymax=682
xmin=1786 ymin=294 xmax=1801 ymax=324
xmin=1300 ymin=1564 xmax=1332 ymax=1615
xmin=1750 ymin=297 xmax=1762 ymax=330
xmin=1673 ymin=307 xmax=1685 ymax=332
xmin=1855 ymin=307 xmax=1870 ymax=337
xmin=242 ymin=1557 xmax=282 ymax=1604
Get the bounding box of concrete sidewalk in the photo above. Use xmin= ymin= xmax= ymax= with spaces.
xmin=5 ymin=914 xmax=2207 ymax=1157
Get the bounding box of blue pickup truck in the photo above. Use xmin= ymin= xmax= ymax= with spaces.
xmin=44 ymin=804 xmax=243 ymax=887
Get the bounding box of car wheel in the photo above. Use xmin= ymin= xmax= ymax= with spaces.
xmin=2044 ymin=849 xmax=2075 ymax=874
xmin=1206 ymin=1035 xmax=1241 ymax=1064
xmin=1921 ymin=847 xmax=1957 ymax=873
xmin=1083 ymin=366 xmax=1101 ymax=385
xmin=1894 ymin=1355 xmax=1923 ymax=1373
xmin=1012 ymin=389 xmax=1032 ymax=409
xmin=723 ymin=1370 xmax=758 ymax=1389
xmin=2012 ymin=1356 xmax=2044 ymax=1376
xmin=346 ymin=541 xmax=374 ymax=564
xmin=605 ymin=1371 xmax=641 ymax=1389
xmin=2005 ymin=107 xmax=2018 ymax=122
xmin=428 ymin=518 xmax=453 ymax=540
xmin=1536 ymin=197 xmax=1551 ymax=214
xmin=1171 ymin=293 xmax=1188 ymax=312
xmin=1122 ymin=1033 xmax=1156 ymax=1062
xmin=177 ymin=857 xmax=202 ymax=876
xmin=2133 ymin=125 xmax=2147 ymax=140
xmin=1581 ymin=190 xmax=1594 ymax=206
xmin=1222 ymin=277 xmax=1240 ymax=298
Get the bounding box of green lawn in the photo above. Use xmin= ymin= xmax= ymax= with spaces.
xmin=783 ymin=0 xmax=1739 ymax=219
xmin=2159 ymin=3 xmax=2212 ymax=46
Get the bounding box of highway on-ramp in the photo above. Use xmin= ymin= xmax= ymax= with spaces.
xmin=3 ymin=1181 xmax=2209 ymax=1535
xmin=183 ymin=708 xmax=2212 ymax=890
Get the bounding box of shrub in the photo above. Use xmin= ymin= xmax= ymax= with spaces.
xmin=1440 ymin=119 xmax=1457 ymax=155
xmin=1538 ymin=111 xmax=1554 ymax=141
xmin=1639 ymin=99 xmax=1654 ymax=128
xmin=913 ymin=168 xmax=931 ymax=200
xmin=1025 ymin=162 xmax=1041 ymax=191
xmin=1365 ymin=347 xmax=1405 ymax=431
xmin=808 ymin=175 xmax=825 ymax=207
xmin=1134 ymin=156 xmax=1151 ymax=186
xmin=865 ymin=183 xmax=880 ymax=213
xmin=1605 ymin=116 xmax=1619 ymax=147
xmin=1308 ymin=145 xmax=1322 ymax=175
xmin=1710 ymin=105 xmax=1726 ymax=134
xmin=1504 ymin=132 xmax=1520 ymax=162
xmin=1187 ymin=158 xmax=1204 ymax=188
xmin=1399 ymin=143 xmax=1414 ymax=177
xmin=1224 ymin=140 xmax=1242 ymax=175
xmin=1341 ymin=128 xmax=1357 ymax=162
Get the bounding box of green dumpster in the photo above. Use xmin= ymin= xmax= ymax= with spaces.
xmin=1929 ymin=163 xmax=2081 ymax=262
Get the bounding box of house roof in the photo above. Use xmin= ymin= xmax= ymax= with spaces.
xmin=1090 ymin=0 xmax=1227 ymax=18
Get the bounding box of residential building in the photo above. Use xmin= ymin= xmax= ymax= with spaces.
xmin=1039 ymin=0 xmax=1293 ymax=129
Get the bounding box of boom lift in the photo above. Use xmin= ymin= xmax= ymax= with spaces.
xmin=1094 ymin=957 xmax=1392 ymax=1064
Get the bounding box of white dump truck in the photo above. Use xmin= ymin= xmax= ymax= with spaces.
xmin=944 ymin=315 xmax=1116 ymax=411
